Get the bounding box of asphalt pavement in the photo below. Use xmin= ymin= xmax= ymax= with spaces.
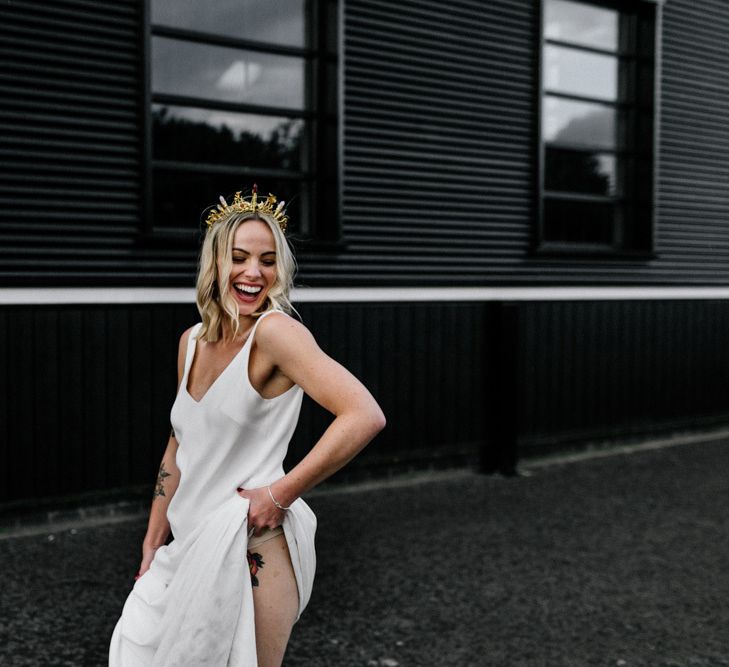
xmin=1 ymin=436 xmax=729 ymax=666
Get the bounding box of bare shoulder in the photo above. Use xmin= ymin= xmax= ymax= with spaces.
xmin=178 ymin=325 xmax=197 ymax=351
xmin=256 ymin=311 xmax=318 ymax=354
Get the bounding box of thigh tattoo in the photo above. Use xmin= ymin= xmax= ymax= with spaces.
xmin=247 ymin=551 xmax=264 ymax=587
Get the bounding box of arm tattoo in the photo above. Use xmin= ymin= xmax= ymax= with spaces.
xmin=153 ymin=462 xmax=172 ymax=498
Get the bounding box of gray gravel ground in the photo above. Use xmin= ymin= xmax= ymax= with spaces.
xmin=1 ymin=437 xmax=729 ymax=666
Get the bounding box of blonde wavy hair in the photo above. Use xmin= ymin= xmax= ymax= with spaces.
xmin=196 ymin=211 xmax=297 ymax=342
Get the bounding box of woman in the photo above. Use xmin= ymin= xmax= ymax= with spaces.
xmin=109 ymin=187 xmax=386 ymax=666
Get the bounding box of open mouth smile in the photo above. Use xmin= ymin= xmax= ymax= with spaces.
xmin=233 ymin=283 xmax=263 ymax=302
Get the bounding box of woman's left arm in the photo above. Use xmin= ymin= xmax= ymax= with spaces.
xmin=240 ymin=313 xmax=386 ymax=530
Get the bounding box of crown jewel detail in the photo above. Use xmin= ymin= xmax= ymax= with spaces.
xmin=205 ymin=184 xmax=288 ymax=231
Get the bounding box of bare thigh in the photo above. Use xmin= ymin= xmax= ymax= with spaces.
xmin=248 ymin=534 xmax=299 ymax=667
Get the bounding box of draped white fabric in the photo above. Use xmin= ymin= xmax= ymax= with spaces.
xmin=109 ymin=312 xmax=317 ymax=666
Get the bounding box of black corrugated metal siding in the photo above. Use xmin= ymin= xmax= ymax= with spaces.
xmin=306 ymin=0 xmax=537 ymax=284
xmin=517 ymin=300 xmax=729 ymax=450
xmin=0 ymin=0 xmax=197 ymax=284
xmin=0 ymin=0 xmax=141 ymax=280
xmin=656 ymin=0 xmax=729 ymax=278
xmin=301 ymin=0 xmax=729 ymax=286
xmin=1 ymin=0 xmax=728 ymax=285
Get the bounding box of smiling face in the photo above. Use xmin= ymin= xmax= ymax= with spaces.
xmin=219 ymin=218 xmax=277 ymax=318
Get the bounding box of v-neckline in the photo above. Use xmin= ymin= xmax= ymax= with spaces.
xmin=185 ymin=328 xmax=252 ymax=404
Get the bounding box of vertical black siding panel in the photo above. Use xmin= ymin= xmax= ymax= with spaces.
xmin=107 ymin=308 xmax=131 ymax=487
xmin=0 ymin=311 xmax=7 ymax=501
xmin=14 ymin=311 xmax=35 ymax=496
xmin=395 ymin=304 xmax=413 ymax=453
xmin=520 ymin=304 xmax=535 ymax=440
xmin=378 ymin=306 xmax=399 ymax=456
xmin=347 ymin=303 xmax=365 ymax=380
xmin=129 ymin=308 xmax=153 ymax=482
xmin=33 ymin=309 xmax=60 ymax=496
xmin=150 ymin=307 xmax=176 ymax=468
xmin=441 ymin=305 xmax=456 ymax=452
xmin=59 ymin=309 xmax=85 ymax=493
xmin=361 ymin=304 xmax=383 ymax=452
xmin=429 ymin=304 xmax=446 ymax=454
xmin=83 ymin=309 xmax=107 ymax=489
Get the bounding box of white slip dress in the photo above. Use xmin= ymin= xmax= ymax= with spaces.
xmin=109 ymin=310 xmax=317 ymax=667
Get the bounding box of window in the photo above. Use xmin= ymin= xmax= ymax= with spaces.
xmin=146 ymin=0 xmax=339 ymax=240
xmin=538 ymin=0 xmax=657 ymax=254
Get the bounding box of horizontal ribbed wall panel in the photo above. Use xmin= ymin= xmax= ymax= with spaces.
xmin=331 ymin=0 xmax=538 ymax=285
xmin=294 ymin=0 xmax=729 ymax=286
xmin=655 ymin=0 xmax=729 ymax=281
xmin=0 ymin=0 xmax=728 ymax=286
xmin=0 ymin=0 xmax=148 ymax=284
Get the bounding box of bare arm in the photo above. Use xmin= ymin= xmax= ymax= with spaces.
xmin=239 ymin=313 xmax=385 ymax=531
xmin=137 ymin=328 xmax=191 ymax=577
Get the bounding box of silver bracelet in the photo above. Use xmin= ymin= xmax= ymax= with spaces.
xmin=267 ymin=485 xmax=291 ymax=511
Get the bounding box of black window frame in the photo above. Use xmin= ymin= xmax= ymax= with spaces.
xmin=535 ymin=0 xmax=660 ymax=257
xmin=141 ymin=0 xmax=341 ymax=248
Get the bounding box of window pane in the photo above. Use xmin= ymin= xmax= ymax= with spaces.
xmin=545 ymin=0 xmax=618 ymax=51
xmin=153 ymin=168 xmax=302 ymax=232
xmin=153 ymin=37 xmax=304 ymax=109
xmin=152 ymin=0 xmax=305 ymax=48
xmin=545 ymin=148 xmax=617 ymax=196
xmin=543 ymin=96 xmax=616 ymax=149
xmin=153 ymin=105 xmax=305 ymax=170
xmin=544 ymin=198 xmax=615 ymax=245
xmin=544 ymin=45 xmax=618 ymax=102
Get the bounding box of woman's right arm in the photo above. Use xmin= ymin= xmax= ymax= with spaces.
xmin=136 ymin=327 xmax=192 ymax=579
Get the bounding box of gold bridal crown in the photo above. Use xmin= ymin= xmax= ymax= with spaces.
xmin=205 ymin=184 xmax=289 ymax=232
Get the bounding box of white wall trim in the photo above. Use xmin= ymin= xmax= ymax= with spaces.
xmin=4 ymin=286 xmax=729 ymax=305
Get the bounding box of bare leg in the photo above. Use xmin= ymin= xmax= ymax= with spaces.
xmin=248 ymin=534 xmax=299 ymax=667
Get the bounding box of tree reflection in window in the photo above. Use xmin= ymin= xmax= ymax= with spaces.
xmin=153 ymin=105 xmax=304 ymax=171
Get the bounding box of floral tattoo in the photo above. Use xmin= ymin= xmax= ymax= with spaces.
xmin=153 ymin=462 xmax=171 ymax=498
xmin=247 ymin=551 xmax=264 ymax=586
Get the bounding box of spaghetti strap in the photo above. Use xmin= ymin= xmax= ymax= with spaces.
xmin=181 ymin=323 xmax=202 ymax=386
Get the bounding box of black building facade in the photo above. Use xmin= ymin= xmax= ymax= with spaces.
xmin=3 ymin=0 xmax=729 ymax=506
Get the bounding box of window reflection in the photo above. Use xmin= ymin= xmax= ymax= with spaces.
xmin=153 ymin=37 xmax=304 ymax=109
xmin=545 ymin=0 xmax=618 ymax=51
xmin=545 ymin=148 xmax=616 ymax=196
xmin=152 ymin=0 xmax=305 ymax=48
xmin=543 ymin=96 xmax=616 ymax=149
xmin=545 ymin=45 xmax=618 ymax=102
xmin=544 ymin=199 xmax=614 ymax=245
xmin=153 ymin=105 xmax=304 ymax=170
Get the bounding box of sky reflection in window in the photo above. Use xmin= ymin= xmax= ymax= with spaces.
xmin=152 ymin=0 xmax=305 ymax=48
xmin=153 ymin=37 xmax=304 ymax=109
xmin=545 ymin=0 xmax=618 ymax=51
xmin=545 ymin=45 xmax=618 ymax=102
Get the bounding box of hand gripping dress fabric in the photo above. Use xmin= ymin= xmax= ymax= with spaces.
xmin=109 ymin=310 xmax=317 ymax=667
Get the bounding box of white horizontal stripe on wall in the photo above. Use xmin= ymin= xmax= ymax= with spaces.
xmin=4 ymin=286 xmax=729 ymax=305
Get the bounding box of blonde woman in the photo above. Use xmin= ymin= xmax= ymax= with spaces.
xmin=109 ymin=187 xmax=385 ymax=667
